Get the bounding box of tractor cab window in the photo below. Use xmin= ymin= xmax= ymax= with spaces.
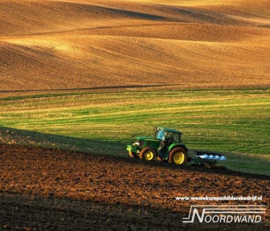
xmin=156 ymin=129 xmax=181 ymax=143
xmin=172 ymin=133 xmax=181 ymax=143
xmin=156 ymin=130 xmax=165 ymax=141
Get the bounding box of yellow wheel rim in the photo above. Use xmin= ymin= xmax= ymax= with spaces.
xmin=173 ymin=152 xmax=185 ymax=164
xmin=144 ymin=151 xmax=154 ymax=161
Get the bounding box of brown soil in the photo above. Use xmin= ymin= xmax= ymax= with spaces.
xmin=0 ymin=0 xmax=270 ymax=93
xmin=0 ymin=144 xmax=269 ymax=230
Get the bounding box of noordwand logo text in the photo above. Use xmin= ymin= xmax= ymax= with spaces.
xmin=183 ymin=205 xmax=266 ymax=223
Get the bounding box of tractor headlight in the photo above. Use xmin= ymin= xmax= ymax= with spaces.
xmin=133 ymin=141 xmax=140 ymax=146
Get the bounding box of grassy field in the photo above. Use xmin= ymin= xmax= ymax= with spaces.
xmin=0 ymin=88 xmax=269 ymax=175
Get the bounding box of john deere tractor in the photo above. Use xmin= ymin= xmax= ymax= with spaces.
xmin=127 ymin=127 xmax=227 ymax=165
xmin=127 ymin=127 xmax=188 ymax=165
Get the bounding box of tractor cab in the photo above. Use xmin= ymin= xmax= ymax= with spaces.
xmin=155 ymin=127 xmax=182 ymax=143
xmin=154 ymin=127 xmax=183 ymax=158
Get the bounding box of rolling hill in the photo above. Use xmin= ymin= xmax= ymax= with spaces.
xmin=0 ymin=0 xmax=269 ymax=91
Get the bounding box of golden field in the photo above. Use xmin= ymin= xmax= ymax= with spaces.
xmin=0 ymin=0 xmax=269 ymax=92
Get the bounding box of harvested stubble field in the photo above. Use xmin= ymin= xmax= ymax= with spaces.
xmin=0 ymin=144 xmax=269 ymax=230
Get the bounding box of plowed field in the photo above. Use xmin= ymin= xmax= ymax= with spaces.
xmin=0 ymin=144 xmax=269 ymax=230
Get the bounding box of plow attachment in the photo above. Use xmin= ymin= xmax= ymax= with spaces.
xmin=192 ymin=150 xmax=227 ymax=165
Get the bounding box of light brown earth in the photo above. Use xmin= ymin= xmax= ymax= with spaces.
xmin=0 ymin=0 xmax=270 ymax=93
xmin=0 ymin=144 xmax=269 ymax=230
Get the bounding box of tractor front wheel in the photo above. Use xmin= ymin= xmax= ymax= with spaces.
xmin=139 ymin=147 xmax=155 ymax=161
xmin=129 ymin=151 xmax=139 ymax=158
xmin=168 ymin=147 xmax=188 ymax=165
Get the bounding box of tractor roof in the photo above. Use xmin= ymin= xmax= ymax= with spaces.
xmin=158 ymin=127 xmax=182 ymax=134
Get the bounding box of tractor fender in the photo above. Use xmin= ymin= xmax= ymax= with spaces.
xmin=168 ymin=143 xmax=187 ymax=152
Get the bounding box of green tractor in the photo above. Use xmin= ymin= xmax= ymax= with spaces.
xmin=127 ymin=127 xmax=227 ymax=165
xmin=127 ymin=127 xmax=189 ymax=165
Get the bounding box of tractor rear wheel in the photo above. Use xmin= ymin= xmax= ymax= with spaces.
xmin=168 ymin=147 xmax=188 ymax=165
xmin=139 ymin=147 xmax=155 ymax=161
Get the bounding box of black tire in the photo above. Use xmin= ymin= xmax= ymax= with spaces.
xmin=139 ymin=147 xmax=156 ymax=161
xmin=168 ymin=146 xmax=188 ymax=165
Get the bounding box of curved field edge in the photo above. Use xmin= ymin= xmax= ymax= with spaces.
xmin=0 ymin=88 xmax=269 ymax=175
